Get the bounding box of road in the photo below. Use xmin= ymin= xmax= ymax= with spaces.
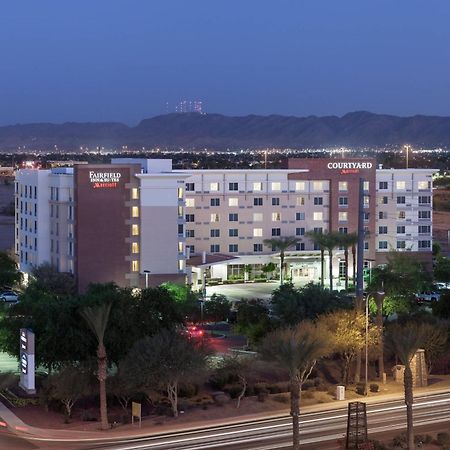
xmin=10 ymin=392 xmax=450 ymax=450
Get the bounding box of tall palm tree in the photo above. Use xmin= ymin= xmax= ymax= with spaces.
xmin=305 ymin=230 xmax=326 ymax=287
xmin=80 ymin=302 xmax=112 ymax=430
xmin=261 ymin=322 xmax=329 ymax=450
xmin=263 ymin=236 xmax=298 ymax=284
xmin=320 ymin=231 xmax=342 ymax=291
xmin=337 ymin=233 xmax=358 ymax=291
xmin=385 ymin=323 xmax=425 ymax=450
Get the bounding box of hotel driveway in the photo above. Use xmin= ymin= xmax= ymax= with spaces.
xmin=205 ymin=281 xmax=280 ymax=302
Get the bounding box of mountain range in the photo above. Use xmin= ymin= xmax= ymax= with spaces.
xmin=1 ymin=111 xmax=450 ymax=151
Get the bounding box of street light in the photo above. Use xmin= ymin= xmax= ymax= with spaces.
xmin=143 ymin=270 xmax=151 ymax=289
xmin=404 ymin=144 xmax=411 ymax=169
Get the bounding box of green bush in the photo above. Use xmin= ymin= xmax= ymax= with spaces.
xmin=355 ymin=383 xmax=366 ymax=395
xmin=370 ymin=383 xmax=379 ymax=393
xmin=179 ymin=383 xmax=198 ymax=398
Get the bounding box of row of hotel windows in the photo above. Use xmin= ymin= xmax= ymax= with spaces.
xmin=378 ymin=225 xmax=431 ymax=234
xmin=186 ymin=181 xmax=330 ymax=192
xmin=17 ymin=184 xmax=37 ymax=199
xmin=378 ymin=210 xmax=431 ymax=220
xmin=378 ymin=181 xmax=431 ymax=190
xmin=378 ymin=196 xmax=431 ymax=205
xmin=378 ymin=240 xmax=431 ymax=249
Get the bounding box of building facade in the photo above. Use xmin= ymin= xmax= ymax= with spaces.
xmin=15 ymin=158 xmax=435 ymax=291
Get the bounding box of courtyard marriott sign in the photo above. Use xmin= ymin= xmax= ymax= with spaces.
xmin=89 ymin=171 xmax=122 ymax=189
xmin=327 ymin=161 xmax=373 ymax=175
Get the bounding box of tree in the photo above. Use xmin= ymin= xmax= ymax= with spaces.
xmin=321 ymin=231 xmax=342 ymax=291
xmin=262 ymin=262 xmax=276 ymax=280
xmin=0 ymin=252 xmax=21 ymax=289
xmin=107 ymin=365 xmax=136 ymax=413
xmin=123 ymin=330 xmax=209 ymax=417
xmin=263 ymin=237 xmax=298 ymax=284
xmin=337 ymin=233 xmax=358 ymax=291
xmin=260 ymin=322 xmax=329 ymax=450
xmin=432 ymin=290 xmax=450 ymax=319
xmin=271 ymin=282 xmax=352 ymax=326
xmin=234 ymin=299 xmax=271 ymax=347
xmin=30 ymin=263 xmax=76 ymax=298
xmin=320 ymin=310 xmax=378 ymax=385
xmin=434 ymin=257 xmax=450 ymax=283
xmin=385 ymin=323 xmax=425 ymax=450
xmin=305 ymin=231 xmax=326 ymax=287
xmin=203 ymin=294 xmax=231 ymax=323
xmin=80 ymin=302 xmax=112 ymax=430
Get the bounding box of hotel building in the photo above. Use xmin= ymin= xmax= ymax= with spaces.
xmin=15 ymin=158 xmax=435 ymax=291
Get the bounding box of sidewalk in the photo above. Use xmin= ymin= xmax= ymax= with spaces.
xmin=1 ymin=386 xmax=450 ymax=444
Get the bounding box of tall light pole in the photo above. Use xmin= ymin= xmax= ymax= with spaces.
xmin=404 ymin=145 xmax=410 ymax=169
xmin=143 ymin=270 xmax=150 ymax=289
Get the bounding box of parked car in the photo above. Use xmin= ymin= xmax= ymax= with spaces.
xmin=415 ymin=291 xmax=441 ymax=303
xmin=0 ymin=291 xmax=19 ymax=303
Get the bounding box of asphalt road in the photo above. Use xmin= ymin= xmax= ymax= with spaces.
xmin=11 ymin=392 xmax=450 ymax=450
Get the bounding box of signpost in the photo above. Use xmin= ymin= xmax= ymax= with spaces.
xmin=131 ymin=402 xmax=142 ymax=427
xmin=19 ymin=328 xmax=35 ymax=394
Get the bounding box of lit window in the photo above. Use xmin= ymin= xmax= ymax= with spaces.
xmin=295 ymin=181 xmax=305 ymax=191
xmin=296 ymin=197 xmax=305 ymax=206
xmin=253 ymin=228 xmax=263 ymax=237
xmin=313 ymin=181 xmax=323 ymax=191
xmin=178 ymin=241 xmax=184 ymax=253
xmin=228 ymin=198 xmax=238 ymax=207
xmin=132 ymin=242 xmax=139 ymax=254
xmin=271 ymin=182 xmax=281 ymax=191
xmin=363 ymin=181 xmax=369 ymax=191
xmin=396 ymin=181 xmax=406 ymax=190
xmin=185 ymin=198 xmax=195 ymax=207
xmin=339 ymin=181 xmax=348 ymax=191
xmin=253 ymin=213 xmax=263 ymax=222
xmin=313 ymin=212 xmax=323 ymax=221
xmin=210 ymin=213 xmax=220 ymax=222
xmin=131 ymin=188 xmax=139 ymax=200
xmin=272 ymin=212 xmax=281 ymax=221
xmin=364 ymin=196 xmax=370 ymax=207
xmin=131 ymin=260 xmax=139 ymax=272
xmin=339 ymin=212 xmax=348 ymax=222
xmin=132 ymin=224 xmax=139 ymax=236
xmin=178 ymin=260 xmax=184 ymax=271
xmin=210 ymin=182 xmax=219 ymax=192
xmin=253 ymin=182 xmax=263 ymax=191
xmin=418 ymin=181 xmax=430 ymax=190
xmin=131 ymin=206 xmax=139 ymax=218
xmin=177 ymin=187 xmax=183 ymax=199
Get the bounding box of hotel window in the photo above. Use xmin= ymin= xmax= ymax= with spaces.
xmin=419 ymin=196 xmax=431 ymax=204
xmin=380 ymin=196 xmax=388 ymax=205
xmin=271 ymin=182 xmax=281 ymax=191
xmin=210 ymin=229 xmax=220 ymax=237
xmin=272 ymin=212 xmax=281 ymax=222
xmin=210 ymin=244 xmax=220 ymax=252
xmin=339 ymin=227 xmax=348 ymax=234
xmin=295 ymin=181 xmax=305 ymax=191
xmin=418 ymin=210 xmax=431 ymax=219
xmin=185 ymin=182 xmax=195 ymax=191
xmin=396 ymin=181 xmax=406 ymax=190
xmin=228 ymin=198 xmax=238 ymax=207
xmin=272 ymin=228 xmax=281 ymax=236
xmin=254 ymin=197 xmax=263 ymax=206
xmin=339 ymin=197 xmax=348 ymax=206
xmin=363 ymin=212 xmax=369 ymax=222
xmin=398 ymin=211 xmax=406 ymax=219
xmin=296 ymin=242 xmax=305 ymax=251
xmin=229 ymin=182 xmax=239 ymax=191
xmin=418 ymin=240 xmax=431 ymax=249
xmin=253 ymin=228 xmax=263 ymax=237
xmin=185 ymin=214 xmax=195 ymax=222
xmin=379 ymin=226 xmax=388 ymax=234
xmin=296 ymin=227 xmax=305 ymax=236
xmin=131 ymin=260 xmax=139 ymax=272
xmin=229 ymin=244 xmax=238 ymax=253
xmin=177 ymin=187 xmax=183 ymax=198
xmin=397 ymin=196 xmax=406 ymax=204
xmin=314 ymin=197 xmax=323 ymax=206
xmin=178 ymin=224 xmax=184 ymax=235
xmin=186 ymin=245 xmax=195 ymax=254
xmin=418 ymin=225 xmax=431 ymax=234
xmin=253 ymin=213 xmax=263 ymax=222
xmin=379 ymin=181 xmax=388 ymax=190
xmin=339 ymin=212 xmax=348 ymax=222
xmin=364 ymin=241 xmax=369 ymax=251
xmin=186 ymin=229 xmax=195 ymax=237
xmin=296 ymin=212 xmax=305 ymax=220
xmin=132 ymin=224 xmax=139 ymax=236
xmin=210 ymin=182 xmax=219 ymax=192
xmin=131 ymin=206 xmax=139 ymax=218
xmin=229 ymin=229 xmax=238 ymax=237
xmin=418 ymin=181 xmax=430 ymax=190
xmin=272 ymin=197 xmax=280 ymax=206
xmin=397 ymin=240 xmax=406 ymax=249
xmin=210 ymin=198 xmax=220 ymax=206
xmin=397 ymin=226 xmax=406 ymax=234
xmin=131 ymin=242 xmax=139 ymax=254
xmin=313 ymin=181 xmax=323 ymax=191
xmin=313 ymin=212 xmax=323 ymax=221
xmin=254 ymin=243 xmax=263 ymax=252
xmin=131 ymin=188 xmax=139 ymax=200
xmin=211 ymin=213 xmax=220 ymax=222
xmin=185 ymin=198 xmax=195 ymax=207
xmin=364 ymin=196 xmax=370 ymax=207
xmin=229 ymin=213 xmax=238 ymax=222
xmin=378 ymin=241 xmax=388 ymax=249
xmin=296 ymin=197 xmax=305 ymax=206
xmin=178 ymin=206 xmax=183 ymax=217
xmin=363 ymin=181 xmax=369 ymax=191
xmin=178 ymin=260 xmax=184 ymax=271
xmin=339 ymin=181 xmax=348 ymax=191
xmin=253 ymin=182 xmax=263 ymax=191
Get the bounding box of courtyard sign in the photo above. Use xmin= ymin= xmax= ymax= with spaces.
xmin=327 ymin=162 xmax=373 ymax=170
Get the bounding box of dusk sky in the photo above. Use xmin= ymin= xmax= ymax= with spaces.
xmin=2 ymin=1 xmax=450 ymax=125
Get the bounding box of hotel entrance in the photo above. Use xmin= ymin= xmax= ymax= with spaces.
xmin=285 ymin=254 xmax=321 ymax=285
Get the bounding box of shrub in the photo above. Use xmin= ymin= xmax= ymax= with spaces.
xmin=224 ymin=384 xmax=243 ymax=399
xmin=370 ymin=383 xmax=379 ymax=393
xmin=267 ymin=384 xmax=281 ymax=394
xmin=356 ymin=383 xmax=366 ymax=395
xmin=179 ymin=383 xmax=198 ymax=398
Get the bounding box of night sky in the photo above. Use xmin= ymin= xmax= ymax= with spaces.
xmin=2 ymin=1 xmax=450 ymax=125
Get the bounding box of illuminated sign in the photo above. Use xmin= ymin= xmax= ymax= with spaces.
xmin=19 ymin=329 xmax=35 ymax=393
xmin=327 ymin=162 xmax=373 ymax=170
xmin=89 ymin=171 xmax=122 ymax=189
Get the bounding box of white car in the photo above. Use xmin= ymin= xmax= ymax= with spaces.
xmin=416 ymin=291 xmax=441 ymax=303
xmin=0 ymin=291 xmax=19 ymax=303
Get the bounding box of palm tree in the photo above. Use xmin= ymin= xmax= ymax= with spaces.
xmin=261 ymin=322 xmax=329 ymax=450
xmin=80 ymin=302 xmax=112 ymax=430
xmin=337 ymin=233 xmax=358 ymax=291
xmin=385 ymin=323 xmax=425 ymax=450
xmin=263 ymin=236 xmax=298 ymax=284
xmin=305 ymin=231 xmax=326 ymax=287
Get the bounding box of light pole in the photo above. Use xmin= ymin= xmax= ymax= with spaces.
xmin=404 ymin=144 xmax=410 ymax=169
xmin=143 ymin=270 xmax=150 ymax=289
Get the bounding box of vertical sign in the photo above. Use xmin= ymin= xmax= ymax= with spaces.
xmin=19 ymin=329 xmax=36 ymax=394
xmin=131 ymin=402 xmax=142 ymax=427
